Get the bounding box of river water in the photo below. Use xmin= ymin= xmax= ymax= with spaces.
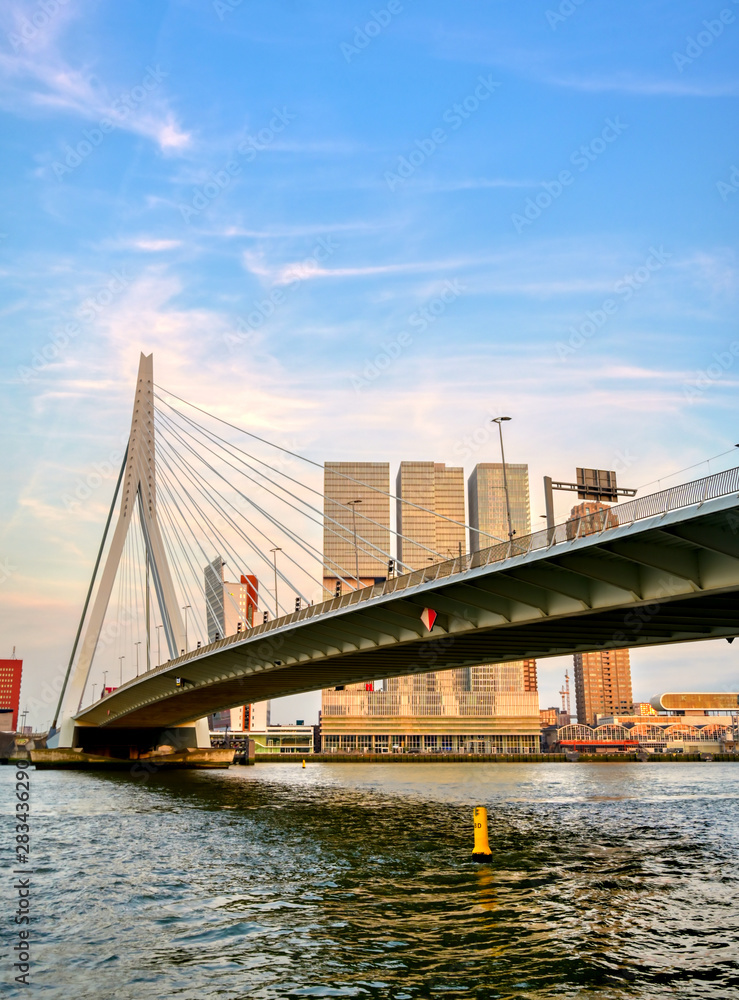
xmin=3 ymin=762 xmax=738 ymax=999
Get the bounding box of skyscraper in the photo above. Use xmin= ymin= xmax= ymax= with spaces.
xmin=204 ymin=556 xmax=258 ymax=642
xmin=396 ymin=461 xmax=466 ymax=570
xmin=566 ymin=501 xmax=633 ymax=726
xmin=323 ymin=462 xmax=390 ymax=592
xmin=322 ymin=459 xmax=538 ymax=752
xmin=573 ymin=649 xmax=633 ymax=726
xmin=468 ymin=463 xmax=531 ymax=552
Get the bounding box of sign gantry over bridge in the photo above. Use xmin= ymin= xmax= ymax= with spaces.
xmin=51 ymin=354 xmax=739 ymax=749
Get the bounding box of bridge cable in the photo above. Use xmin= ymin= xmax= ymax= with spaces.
xmin=155 ymin=387 xmax=504 ymax=543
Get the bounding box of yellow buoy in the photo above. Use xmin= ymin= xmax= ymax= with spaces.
xmin=302 ymin=759 xmax=306 ymax=768
xmin=472 ymin=806 xmax=493 ymax=862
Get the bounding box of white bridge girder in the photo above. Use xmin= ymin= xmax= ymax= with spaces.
xmin=72 ymin=490 xmax=739 ymax=731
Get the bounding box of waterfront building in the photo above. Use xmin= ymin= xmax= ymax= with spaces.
xmin=320 ymin=660 xmax=540 ymax=754
xmin=540 ymin=706 xmax=568 ymax=728
xmin=209 ymin=699 xmax=270 ymax=733
xmin=573 ymin=649 xmax=633 ymax=726
xmin=204 ymin=556 xmax=258 ymax=641
xmin=556 ymin=693 xmax=739 ymax=753
xmin=323 ymin=462 xmax=390 ymax=592
xmin=210 ymin=720 xmax=313 ymax=755
xmin=566 ymin=500 xmax=619 ymax=540
xmin=632 ymin=701 xmax=658 ymax=716
xmin=556 ymin=719 xmax=736 ymax=754
xmin=468 ymin=463 xmax=530 ymax=552
xmin=396 ymin=461 xmax=466 ymax=568
xmin=0 ymin=655 xmax=22 ymax=731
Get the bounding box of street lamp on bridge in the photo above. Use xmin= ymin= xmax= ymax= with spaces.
xmin=347 ymin=499 xmax=363 ymax=588
xmin=182 ymin=605 xmax=191 ymax=652
xmin=270 ymin=547 xmax=282 ymax=617
xmin=155 ymin=624 xmax=163 ymax=667
xmin=118 ymin=656 xmax=124 ymax=687
xmin=491 ymin=416 xmax=514 ymax=544
xmin=135 ymin=640 xmax=141 ymax=677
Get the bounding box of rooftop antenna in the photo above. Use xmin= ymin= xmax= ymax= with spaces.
xmin=11 ymin=645 xmax=16 ymax=658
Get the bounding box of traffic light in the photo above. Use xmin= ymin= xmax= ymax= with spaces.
xmin=263 ymin=610 xmax=268 ymax=623
xmin=335 ymin=580 xmax=342 ymax=597
xmin=388 ymin=558 xmax=395 ymax=578
xmin=295 ymin=597 xmax=301 ymax=612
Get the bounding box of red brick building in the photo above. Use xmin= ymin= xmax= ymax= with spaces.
xmin=0 ymin=657 xmax=23 ymax=731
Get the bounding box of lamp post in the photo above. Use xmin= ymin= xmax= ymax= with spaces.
xmin=347 ymin=499 xmax=363 ymax=588
xmin=91 ymin=683 xmax=97 ymax=703
xmin=102 ymin=670 xmax=108 ymax=695
xmin=118 ymin=656 xmax=124 ymax=686
xmin=491 ymin=416 xmax=514 ymax=544
xmin=270 ymin=547 xmax=282 ymax=617
xmin=155 ymin=624 xmax=163 ymax=667
xmin=134 ymin=640 xmax=141 ymax=677
xmin=182 ymin=605 xmax=191 ymax=652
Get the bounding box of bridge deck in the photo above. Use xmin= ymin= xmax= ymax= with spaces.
xmin=74 ymin=486 xmax=739 ymax=729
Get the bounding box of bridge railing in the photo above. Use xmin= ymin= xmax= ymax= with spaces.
xmin=161 ymin=464 xmax=739 ymax=669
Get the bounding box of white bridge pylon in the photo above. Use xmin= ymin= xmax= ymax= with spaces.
xmin=56 ymin=353 xmax=209 ymax=748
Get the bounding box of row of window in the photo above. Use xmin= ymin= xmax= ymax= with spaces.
xmin=321 ymin=734 xmax=539 ymax=752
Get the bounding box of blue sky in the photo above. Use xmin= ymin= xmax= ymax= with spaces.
xmin=1 ymin=0 xmax=738 ymax=728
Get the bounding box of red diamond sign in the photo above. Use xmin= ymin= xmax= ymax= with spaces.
xmin=420 ymin=608 xmax=437 ymax=631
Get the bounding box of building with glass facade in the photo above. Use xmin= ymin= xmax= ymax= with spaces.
xmin=323 ymin=462 xmax=390 ymax=592
xmin=321 ymin=660 xmax=540 ymax=754
xmin=396 ymin=461 xmax=466 ymax=570
xmin=468 ymin=463 xmax=530 ymax=552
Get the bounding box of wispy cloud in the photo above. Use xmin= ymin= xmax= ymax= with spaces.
xmin=548 ymin=73 xmax=739 ymax=97
xmin=0 ymin=4 xmax=190 ymax=153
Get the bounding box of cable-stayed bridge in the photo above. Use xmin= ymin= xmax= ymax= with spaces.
xmin=47 ymin=354 xmax=739 ymax=757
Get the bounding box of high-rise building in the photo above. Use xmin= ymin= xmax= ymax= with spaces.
xmin=321 ymin=661 xmax=540 ymax=753
xmin=566 ymin=502 xmax=633 ymax=726
xmin=523 ymin=659 xmax=537 ymax=693
xmin=322 ymin=459 xmax=538 ymax=752
xmin=566 ymin=500 xmax=618 ymax=540
xmin=396 ymin=461 xmax=466 ymax=570
xmin=204 ymin=556 xmax=258 ymax=642
xmin=323 ymin=462 xmax=390 ymax=592
xmin=468 ymin=463 xmax=531 ymax=552
xmin=0 ymin=656 xmax=23 ymax=731
xmin=573 ymin=649 xmax=633 ymax=726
